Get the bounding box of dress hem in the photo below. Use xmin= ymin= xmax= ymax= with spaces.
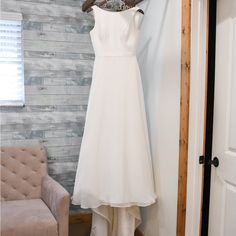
xmin=71 ymin=194 xmax=157 ymax=209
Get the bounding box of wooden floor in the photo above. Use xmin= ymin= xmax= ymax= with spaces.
xmin=69 ymin=213 xmax=144 ymax=236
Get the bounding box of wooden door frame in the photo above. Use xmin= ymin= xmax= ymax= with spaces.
xmin=176 ymin=0 xmax=192 ymax=235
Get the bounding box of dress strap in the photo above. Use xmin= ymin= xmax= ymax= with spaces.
xmin=133 ymin=7 xmax=143 ymax=30
xmin=91 ymin=5 xmax=98 ymax=14
xmin=90 ymin=5 xmax=99 ymax=34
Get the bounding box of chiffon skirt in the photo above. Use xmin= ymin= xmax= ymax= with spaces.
xmin=71 ymin=56 xmax=156 ymax=209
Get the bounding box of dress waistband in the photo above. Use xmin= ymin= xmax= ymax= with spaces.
xmin=95 ymin=53 xmax=136 ymax=57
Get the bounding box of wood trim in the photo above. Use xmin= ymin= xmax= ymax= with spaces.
xmin=69 ymin=213 xmax=144 ymax=236
xmin=176 ymin=0 xmax=191 ymax=235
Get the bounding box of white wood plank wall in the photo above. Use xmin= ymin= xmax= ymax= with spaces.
xmin=0 ymin=0 xmax=94 ymax=213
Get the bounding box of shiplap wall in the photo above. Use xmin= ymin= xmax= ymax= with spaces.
xmin=0 ymin=0 xmax=94 ymax=212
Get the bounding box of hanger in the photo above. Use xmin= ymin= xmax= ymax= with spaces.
xmin=82 ymin=0 xmax=144 ymax=14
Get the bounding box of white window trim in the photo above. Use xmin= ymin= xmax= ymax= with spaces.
xmin=0 ymin=12 xmax=22 ymax=21
xmin=0 ymin=11 xmax=25 ymax=107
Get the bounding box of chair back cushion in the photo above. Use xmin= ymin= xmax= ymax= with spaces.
xmin=1 ymin=145 xmax=48 ymax=201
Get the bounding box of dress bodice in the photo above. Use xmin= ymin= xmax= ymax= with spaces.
xmin=90 ymin=5 xmax=142 ymax=57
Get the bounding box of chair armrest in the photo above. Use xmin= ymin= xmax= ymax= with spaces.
xmin=41 ymin=175 xmax=70 ymax=236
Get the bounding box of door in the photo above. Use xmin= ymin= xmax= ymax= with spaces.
xmin=208 ymin=0 xmax=236 ymax=235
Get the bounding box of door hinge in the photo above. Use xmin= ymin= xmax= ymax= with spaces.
xmin=199 ymin=155 xmax=205 ymax=164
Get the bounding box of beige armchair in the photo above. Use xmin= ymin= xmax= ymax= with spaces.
xmin=0 ymin=145 xmax=70 ymax=236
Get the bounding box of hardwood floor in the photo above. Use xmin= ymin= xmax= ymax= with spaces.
xmin=69 ymin=213 xmax=144 ymax=236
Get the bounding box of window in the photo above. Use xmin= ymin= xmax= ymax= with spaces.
xmin=0 ymin=12 xmax=24 ymax=106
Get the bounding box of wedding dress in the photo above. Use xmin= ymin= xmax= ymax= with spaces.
xmin=72 ymin=5 xmax=156 ymax=235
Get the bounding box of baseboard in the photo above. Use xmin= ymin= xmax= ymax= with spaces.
xmin=69 ymin=213 xmax=144 ymax=236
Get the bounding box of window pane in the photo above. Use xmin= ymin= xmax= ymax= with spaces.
xmin=0 ymin=19 xmax=25 ymax=106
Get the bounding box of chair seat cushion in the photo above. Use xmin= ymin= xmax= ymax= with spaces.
xmin=1 ymin=199 xmax=58 ymax=236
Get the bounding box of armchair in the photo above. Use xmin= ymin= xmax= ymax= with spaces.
xmin=0 ymin=145 xmax=70 ymax=236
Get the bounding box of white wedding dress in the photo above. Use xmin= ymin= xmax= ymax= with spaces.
xmin=72 ymin=5 xmax=156 ymax=235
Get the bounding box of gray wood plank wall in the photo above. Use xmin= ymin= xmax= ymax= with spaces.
xmin=1 ymin=0 xmax=94 ymax=213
